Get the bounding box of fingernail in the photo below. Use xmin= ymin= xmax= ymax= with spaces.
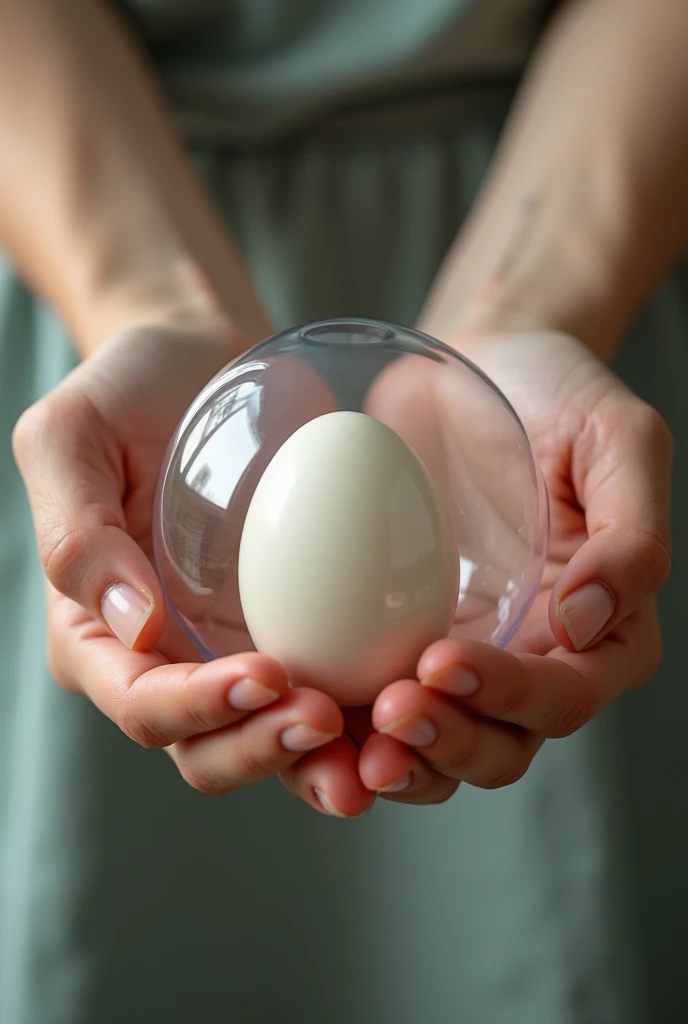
xmin=377 ymin=771 xmax=413 ymax=794
xmin=228 ymin=678 xmax=280 ymax=711
xmin=280 ymin=724 xmax=337 ymax=752
xmin=558 ymin=581 xmax=616 ymax=651
xmin=379 ymin=714 xmax=438 ymax=747
xmin=101 ymin=582 xmax=154 ymax=649
xmin=313 ymin=787 xmax=348 ymax=817
xmin=423 ymin=667 xmax=480 ymax=697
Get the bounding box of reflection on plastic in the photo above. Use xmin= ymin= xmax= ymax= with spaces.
xmin=153 ymin=320 xmax=549 ymax=677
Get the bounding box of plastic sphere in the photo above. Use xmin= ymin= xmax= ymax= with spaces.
xmin=153 ymin=319 xmax=549 ymax=703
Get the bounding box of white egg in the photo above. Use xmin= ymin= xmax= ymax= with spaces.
xmin=238 ymin=411 xmax=459 ymax=705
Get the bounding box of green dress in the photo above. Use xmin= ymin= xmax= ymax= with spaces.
xmin=1 ymin=2 xmax=686 ymax=1021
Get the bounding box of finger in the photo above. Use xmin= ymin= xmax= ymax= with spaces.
xmin=334 ymin=706 xmax=458 ymax=807
xmin=420 ymin=604 xmax=661 ymax=738
xmin=281 ymin=736 xmax=376 ymax=818
xmin=551 ymin=397 xmax=673 ymax=651
xmin=372 ymin=679 xmax=539 ymax=789
xmin=358 ymin=731 xmax=460 ymax=805
xmin=170 ymin=689 xmax=344 ymax=795
xmin=114 ymin=654 xmax=295 ymax=747
xmin=13 ymin=385 xmax=164 ymax=649
xmin=49 ymin=589 xmax=301 ymax=745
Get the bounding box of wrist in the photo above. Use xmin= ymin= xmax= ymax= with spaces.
xmin=450 ymin=273 xmax=621 ymax=365
xmin=420 ymin=143 xmax=640 ymax=366
xmin=420 ymin=226 xmax=626 ymax=365
xmin=65 ymin=246 xmax=262 ymax=359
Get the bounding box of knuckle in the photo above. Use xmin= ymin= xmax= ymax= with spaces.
xmin=39 ymin=504 xmax=120 ymax=596
xmin=177 ymin=672 xmax=220 ymax=735
xmin=185 ymin=705 xmax=219 ymax=736
xmin=493 ymin=681 xmax=527 ymax=721
xmin=116 ymin=702 xmax=168 ymax=750
xmin=12 ymin=399 xmax=54 ymax=467
xmin=629 ymin=527 xmax=672 ymax=594
xmin=40 ymin=526 xmax=88 ymax=594
xmin=544 ymin=697 xmax=596 ymax=739
xmin=400 ymin=775 xmax=459 ymax=805
xmin=479 ymin=758 xmax=530 ymax=790
xmin=442 ymin=732 xmax=481 ymax=779
xmin=632 ymin=403 xmax=674 ymax=459
xmin=236 ymin=733 xmax=277 ymax=781
xmin=177 ymin=757 xmax=229 ymax=796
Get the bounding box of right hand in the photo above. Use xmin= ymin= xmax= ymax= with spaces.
xmin=13 ymin=318 xmax=373 ymax=813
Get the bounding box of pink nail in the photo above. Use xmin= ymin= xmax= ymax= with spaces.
xmin=377 ymin=772 xmax=413 ymax=794
xmin=313 ymin=787 xmax=348 ymax=817
xmin=559 ymin=581 xmax=616 ymax=651
xmin=379 ymin=714 xmax=438 ymax=747
xmin=424 ymin=667 xmax=480 ymax=697
xmin=228 ymin=678 xmax=279 ymax=711
xmin=280 ymin=724 xmax=337 ymax=752
xmin=101 ymin=582 xmax=153 ymax=649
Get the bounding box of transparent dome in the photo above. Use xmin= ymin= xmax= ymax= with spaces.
xmin=154 ymin=319 xmax=549 ymax=691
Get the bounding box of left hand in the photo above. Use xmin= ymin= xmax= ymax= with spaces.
xmin=282 ymin=330 xmax=672 ymax=812
xmin=14 ymin=319 xmax=350 ymax=805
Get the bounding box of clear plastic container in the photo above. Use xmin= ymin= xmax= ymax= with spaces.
xmin=154 ymin=319 xmax=549 ymax=669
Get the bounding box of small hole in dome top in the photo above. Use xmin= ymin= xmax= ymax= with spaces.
xmin=301 ymin=321 xmax=394 ymax=346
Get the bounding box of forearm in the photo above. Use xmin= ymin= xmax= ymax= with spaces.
xmin=420 ymin=0 xmax=688 ymax=361
xmin=0 ymin=0 xmax=270 ymax=355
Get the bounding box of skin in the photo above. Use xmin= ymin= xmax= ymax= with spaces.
xmin=4 ymin=0 xmax=684 ymax=816
xmin=351 ymin=332 xmax=670 ymax=806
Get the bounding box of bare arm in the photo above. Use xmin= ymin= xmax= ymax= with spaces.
xmin=420 ymin=0 xmax=688 ymax=361
xmin=0 ymin=0 xmax=270 ymax=354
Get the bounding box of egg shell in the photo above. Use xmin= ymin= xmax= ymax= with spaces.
xmin=238 ymin=411 xmax=459 ymax=705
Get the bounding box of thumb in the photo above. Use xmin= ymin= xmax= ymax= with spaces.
xmin=12 ymin=384 xmax=165 ymax=651
xmin=550 ymin=395 xmax=673 ymax=652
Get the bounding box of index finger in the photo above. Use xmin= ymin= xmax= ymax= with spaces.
xmin=419 ymin=603 xmax=661 ymax=739
xmin=551 ymin=397 xmax=672 ymax=651
xmin=49 ymin=589 xmax=298 ymax=747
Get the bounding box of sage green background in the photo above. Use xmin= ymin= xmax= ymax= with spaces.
xmin=1 ymin=2 xmax=686 ymax=1022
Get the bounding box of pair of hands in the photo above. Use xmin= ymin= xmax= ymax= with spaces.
xmin=12 ymin=317 xmax=672 ymax=816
